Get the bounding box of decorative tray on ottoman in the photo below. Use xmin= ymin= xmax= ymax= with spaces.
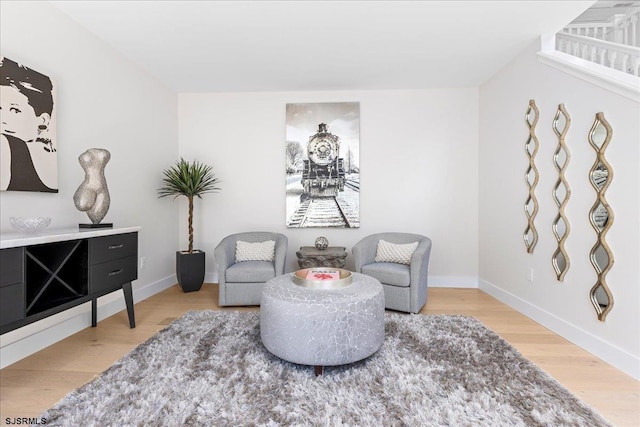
xmin=292 ymin=268 xmax=353 ymax=289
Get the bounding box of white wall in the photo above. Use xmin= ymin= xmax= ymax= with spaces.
xmin=178 ymin=90 xmax=479 ymax=286
xmin=0 ymin=1 xmax=179 ymax=366
xmin=479 ymin=40 xmax=639 ymax=379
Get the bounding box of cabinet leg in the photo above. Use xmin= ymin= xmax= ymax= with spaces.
xmin=91 ymin=299 xmax=97 ymax=327
xmin=122 ymin=282 xmax=135 ymax=328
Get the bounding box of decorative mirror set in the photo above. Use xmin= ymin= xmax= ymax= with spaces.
xmin=524 ymin=101 xmax=540 ymax=254
xmin=551 ymin=104 xmax=571 ymax=282
xmin=524 ymin=100 xmax=614 ymax=321
xmin=587 ymin=114 xmax=614 ymax=321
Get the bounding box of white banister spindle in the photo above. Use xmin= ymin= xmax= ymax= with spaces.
xmin=633 ymin=57 xmax=640 ymax=76
xmin=608 ymin=51 xmax=617 ymax=69
xmin=610 ymin=14 xmax=625 ymax=44
xmin=590 ymin=45 xmax=597 ymax=62
xmin=599 ymin=48 xmax=606 ymax=65
xmin=623 ymin=21 xmax=630 ymax=45
xmin=621 ymin=53 xmax=629 ymax=73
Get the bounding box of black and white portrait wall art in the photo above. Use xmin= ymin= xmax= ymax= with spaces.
xmin=285 ymin=102 xmax=360 ymax=228
xmin=0 ymin=57 xmax=58 ymax=193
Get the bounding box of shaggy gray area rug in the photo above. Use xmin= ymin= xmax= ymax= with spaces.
xmin=39 ymin=311 xmax=611 ymax=426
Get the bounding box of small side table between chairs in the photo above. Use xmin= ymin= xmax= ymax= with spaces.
xmin=296 ymin=246 xmax=347 ymax=268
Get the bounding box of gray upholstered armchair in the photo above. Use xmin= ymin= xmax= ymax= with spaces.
xmin=352 ymin=232 xmax=432 ymax=313
xmin=214 ymin=232 xmax=287 ymax=306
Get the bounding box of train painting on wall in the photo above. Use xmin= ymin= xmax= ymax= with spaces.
xmin=285 ymin=102 xmax=360 ymax=228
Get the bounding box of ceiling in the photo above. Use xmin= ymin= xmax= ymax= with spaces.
xmin=50 ymin=1 xmax=596 ymax=93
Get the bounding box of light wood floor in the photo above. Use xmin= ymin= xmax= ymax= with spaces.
xmin=1 ymin=285 xmax=638 ymax=426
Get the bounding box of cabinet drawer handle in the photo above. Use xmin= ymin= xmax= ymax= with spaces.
xmin=108 ymin=269 xmax=123 ymax=276
xmin=108 ymin=244 xmax=124 ymax=250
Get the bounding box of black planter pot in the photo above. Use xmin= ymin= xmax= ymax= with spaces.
xmin=176 ymin=250 xmax=205 ymax=292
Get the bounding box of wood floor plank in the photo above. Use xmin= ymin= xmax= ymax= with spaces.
xmin=1 ymin=285 xmax=638 ymax=426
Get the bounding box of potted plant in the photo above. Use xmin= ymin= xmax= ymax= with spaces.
xmin=158 ymin=158 xmax=221 ymax=292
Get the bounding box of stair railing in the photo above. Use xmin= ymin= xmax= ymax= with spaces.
xmin=562 ymin=23 xmax=612 ymax=41
xmin=556 ymin=32 xmax=640 ymax=76
xmin=562 ymin=8 xmax=639 ymax=48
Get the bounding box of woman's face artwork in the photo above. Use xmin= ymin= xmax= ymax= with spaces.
xmin=0 ymin=85 xmax=48 ymax=143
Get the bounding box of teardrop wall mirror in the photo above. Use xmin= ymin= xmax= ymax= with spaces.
xmin=551 ymin=104 xmax=571 ymax=281
xmin=588 ymin=112 xmax=614 ymax=321
xmin=524 ymin=99 xmax=540 ymax=253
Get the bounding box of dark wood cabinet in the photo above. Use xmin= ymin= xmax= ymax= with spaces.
xmin=24 ymin=239 xmax=89 ymax=317
xmin=90 ymin=256 xmax=137 ymax=294
xmin=89 ymin=233 xmax=137 ymax=295
xmin=0 ymin=228 xmax=139 ymax=334
xmin=89 ymin=232 xmax=137 ymax=265
xmin=0 ymin=248 xmax=25 ymax=327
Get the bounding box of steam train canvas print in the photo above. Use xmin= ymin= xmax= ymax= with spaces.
xmin=286 ymin=102 xmax=360 ymax=228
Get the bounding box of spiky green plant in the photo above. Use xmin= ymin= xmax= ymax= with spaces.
xmin=158 ymin=158 xmax=221 ymax=253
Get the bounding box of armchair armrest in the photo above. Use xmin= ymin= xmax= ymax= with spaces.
xmin=409 ymin=237 xmax=432 ymax=290
xmin=353 ymin=235 xmax=379 ymax=272
xmin=214 ymin=235 xmax=237 ymax=286
xmin=273 ymin=234 xmax=288 ymax=275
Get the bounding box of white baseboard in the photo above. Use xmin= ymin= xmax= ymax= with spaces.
xmin=206 ymin=272 xmax=478 ymax=289
xmin=429 ymin=276 xmax=478 ymax=288
xmin=479 ymin=278 xmax=640 ymax=381
xmin=0 ymin=274 xmax=177 ymax=369
xmin=205 ymin=272 xmax=218 ymax=284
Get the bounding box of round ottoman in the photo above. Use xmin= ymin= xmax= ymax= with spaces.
xmin=260 ymin=272 xmax=385 ymax=374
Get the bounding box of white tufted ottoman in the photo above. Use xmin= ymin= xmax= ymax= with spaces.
xmin=260 ymin=271 xmax=385 ymax=375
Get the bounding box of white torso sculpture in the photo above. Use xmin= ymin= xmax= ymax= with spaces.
xmin=73 ymin=148 xmax=111 ymax=224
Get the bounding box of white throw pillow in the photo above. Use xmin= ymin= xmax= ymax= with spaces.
xmin=235 ymin=240 xmax=276 ymax=262
xmin=375 ymin=240 xmax=418 ymax=265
